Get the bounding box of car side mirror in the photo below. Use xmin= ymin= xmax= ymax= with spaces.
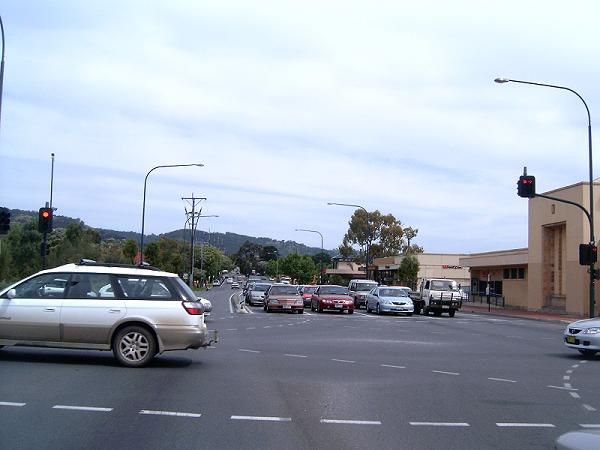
xmin=6 ymin=289 xmax=16 ymax=299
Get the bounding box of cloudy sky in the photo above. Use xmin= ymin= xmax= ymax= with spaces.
xmin=1 ymin=1 xmax=599 ymax=253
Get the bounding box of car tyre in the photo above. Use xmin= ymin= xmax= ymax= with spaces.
xmin=422 ymin=306 xmax=429 ymax=316
xmin=407 ymin=312 xmax=413 ymax=316
xmin=318 ymin=303 xmax=323 ymax=313
xmin=113 ymin=325 xmax=156 ymax=368
xmin=348 ymin=309 xmax=354 ymax=314
xmin=366 ymin=303 xmax=372 ymax=313
xmin=376 ymin=303 xmax=382 ymax=315
xmin=578 ymin=349 xmax=598 ymax=357
xmin=298 ymin=309 xmax=304 ymax=314
xmin=448 ymin=309 xmax=456 ymax=318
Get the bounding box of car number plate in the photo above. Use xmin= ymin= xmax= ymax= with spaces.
xmin=335 ymin=304 xmax=343 ymax=308
xmin=283 ymin=305 xmax=291 ymax=309
xmin=566 ymin=336 xmax=577 ymax=344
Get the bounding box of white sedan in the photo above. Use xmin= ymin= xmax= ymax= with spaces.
xmin=563 ymin=317 xmax=600 ymax=357
xmin=365 ymin=286 xmax=414 ymax=316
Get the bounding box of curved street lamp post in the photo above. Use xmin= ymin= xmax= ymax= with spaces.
xmin=185 ymin=213 xmax=218 ymax=289
xmin=295 ymin=228 xmax=324 ymax=284
xmin=495 ymin=77 xmax=595 ymax=318
xmin=327 ymin=202 xmax=371 ymax=280
xmin=140 ymin=163 xmax=204 ymax=265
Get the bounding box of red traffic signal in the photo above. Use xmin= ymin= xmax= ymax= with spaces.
xmin=579 ymin=243 xmax=598 ymax=266
xmin=38 ymin=207 xmax=54 ymax=233
xmin=517 ymin=175 xmax=536 ymax=198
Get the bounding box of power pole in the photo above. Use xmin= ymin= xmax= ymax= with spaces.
xmin=182 ymin=194 xmax=206 ymax=289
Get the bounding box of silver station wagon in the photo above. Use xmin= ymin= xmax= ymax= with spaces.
xmin=0 ymin=261 xmax=217 ymax=367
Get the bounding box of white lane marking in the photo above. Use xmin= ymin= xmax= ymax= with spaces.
xmin=284 ymin=354 xmax=308 ymax=358
xmin=583 ymin=404 xmax=598 ymax=412
xmin=140 ymin=410 xmax=201 ymax=418
xmin=496 ymin=423 xmax=555 ymax=428
xmin=506 ymin=336 xmax=522 ymax=339
xmin=410 ymin=422 xmax=470 ymax=427
xmin=548 ymin=385 xmax=578 ymax=391
xmin=432 ymin=370 xmax=460 ymax=376
xmin=246 ymin=327 xmax=256 ymax=330
xmin=225 ymin=328 xmax=238 ymax=331
xmin=488 ymin=377 xmax=517 ymax=383
xmin=228 ymin=294 xmax=235 ymax=314
xmin=0 ymin=402 xmax=26 ymax=407
xmin=564 ymin=383 xmax=573 ymax=389
xmin=238 ymin=349 xmax=261 ymax=353
xmin=580 ymin=424 xmax=600 ymax=428
xmin=571 ymin=392 xmax=581 ymax=399
xmin=53 ymin=405 xmax=113 ymax=412
xmin=381 ymin=364 xmax=406 ymax=369
xmin=572 ymin=364 xmax=580 ymax=368
xmin=582 ymin=360 xmax=589 ymax=364
xmin=263 ymin=326 xmax=272 ymax=329
xmin=331 ymin=359 xmax=355 ymax=364
xmin=566 ymin=370 xmax=573 ymax=374
xmin=563 ymin=376 xmax=571 ymax=381
xmin=231 ymin=416 xmax=291 ymax=422
xmin=321 ymin=419 xmax=381 ymax=425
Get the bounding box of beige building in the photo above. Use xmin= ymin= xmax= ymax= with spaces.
xmin=374 ymin=253 xmax=470 ymax=289
xmin=459 ymin=180 xmax=600 ymax=317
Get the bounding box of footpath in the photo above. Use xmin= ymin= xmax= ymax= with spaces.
xmin=461 ymin=301 xmax=584 ymax=324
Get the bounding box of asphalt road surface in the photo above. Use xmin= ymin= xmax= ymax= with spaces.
xmin=1 ymin=284 xmax=599 ymax=449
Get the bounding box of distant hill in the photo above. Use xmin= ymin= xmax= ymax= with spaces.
xmin=5 ymin=209 xmax=335 ymax=257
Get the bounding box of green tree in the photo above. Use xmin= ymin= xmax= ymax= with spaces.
xmin=260 ymin=245 xmax=279 ymax=261
xmin=279 ymin=253 xmax=316 ymax=284
xmin=398 ymin=255 xmax=420 ymax=289
xmin=234 ymin=241 xmax=263 ymax=275
xmin=122 ymin=239 xmax=138 ymax=263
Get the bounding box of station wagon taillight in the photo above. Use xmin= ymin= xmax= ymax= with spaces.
xmin=182 ymin=301 xmax=204 ymax=315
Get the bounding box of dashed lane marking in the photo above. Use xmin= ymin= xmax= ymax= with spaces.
xmin=432 ymin=370 xmax=460 ymax=376
xmin=583 ymin=404 xmax=598 ymax=412
xmin=238 ymin=349 xmax=261 ymax=353
xmin=580 ymin=424 xmax=600 ymax=428
xmin=140 ymin=410 xmax=201 ymax=418
xmin=571 ymin=392 xmax=581 ymax=399
xmin=409 ymin=422 xmax=470 ymax=427
xmin=52 ymin=405 xmax=113 ymax=412
xmin=231 ymin=416 xmax=292 ymax=422
xmin=496 ymin=423 xmax=555 ymax=428
xmin=381 ymin=364 xmax=406 ymax=369
xmin=0 ymin=402 xmax=26 ymax=407
xmin=488 ymin=378 xmax=517 ymax=383
xmin=547 ymin=385 xmax=578 ymax=391
xmin=321 ymin=419 xmax=381 ymax=425
xmin=332 ymin=359 xmax=355 ymax=364
xmin=285 ymin=354 xmax=308 ymax=358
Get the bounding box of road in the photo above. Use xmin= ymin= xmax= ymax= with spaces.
xmin=1 ymin=284 xmax=599 ymax=449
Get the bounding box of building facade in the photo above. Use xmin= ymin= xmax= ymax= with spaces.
xmin=459 ymin=180 xmax=600 ymax=317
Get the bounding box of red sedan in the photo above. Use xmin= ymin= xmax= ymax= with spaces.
xmin=310 ymin=285 xmax=354 ymax=314
xmin=264 ymin=284 xmax=304 ymax=314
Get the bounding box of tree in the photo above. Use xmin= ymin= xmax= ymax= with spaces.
xmin=342 ymin=209 xmax=422 ymax=261
xmin=260 ymin=245 xmax=279 ymax=261
xmin=122 ymin=239 xmax=138 ymax=263
xmin=398 ymin=255 xmax=419 ymax=289
xmin=279 ymin=253 xmax=316 ymax=284
xmin=234 ymin=241 xmax=263 ymax=275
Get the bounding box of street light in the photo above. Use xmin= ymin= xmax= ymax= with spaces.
xmin=1 ymin=15 xmax=6 ymax=130
xmin=327 ymin=202 xmax=371 ymax=280
xmin=295 ymin=228 xmax=324 ymax=284
xmin=140 ymin=163 xmax=204 ymax=264
xmin=495 ymin=77 xmax=595 ymax=318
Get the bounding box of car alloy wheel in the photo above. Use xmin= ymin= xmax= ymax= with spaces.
xmin=113 ymin=326 xmax=156 ymax=368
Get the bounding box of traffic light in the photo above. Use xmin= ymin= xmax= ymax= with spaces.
xmin=579 ymin=243 xmax=597 ymax=265
xmin=38 ymin=207 xmax=53 ymax=233
xmin=0 ymin=207 xmax=10 ymax=235
xmin=517 ymin=175 xmax=536 ymax=198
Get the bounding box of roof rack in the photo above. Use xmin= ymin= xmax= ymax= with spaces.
xmin=76 ymin=259 xmax=161 ymax=271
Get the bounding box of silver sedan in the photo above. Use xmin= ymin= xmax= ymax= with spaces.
xmin=366 ymin=286 xmax=414 ymax=316
xmin=563 ymin=318 xmax=600 ymax=357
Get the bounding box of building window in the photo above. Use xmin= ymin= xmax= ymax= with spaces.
xmin=504 ymin=267 xmax=525 ymax=280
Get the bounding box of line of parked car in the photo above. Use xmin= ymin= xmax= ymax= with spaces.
xmin=241 ymin=278 xmax=415 ymax=316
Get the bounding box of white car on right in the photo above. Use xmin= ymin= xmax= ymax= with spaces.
xmin=563 ymin=317 xmax=600 ymax=357
xmin=365 ymin=286 xmax=414 ymax=316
